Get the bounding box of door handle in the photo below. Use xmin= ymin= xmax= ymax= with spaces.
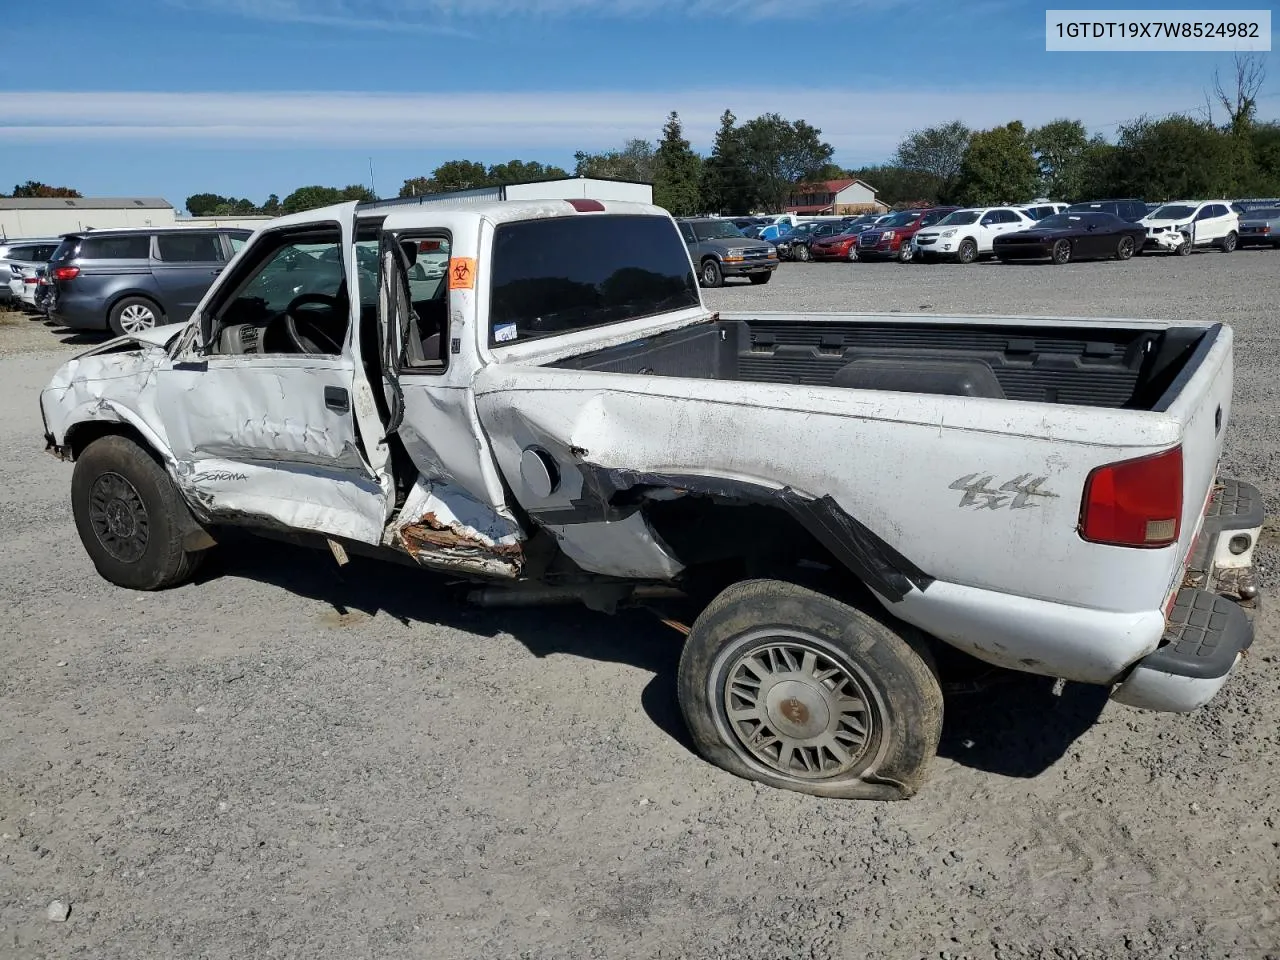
xmin=324 ymin=386 xmax=350 ymax=413
xmin=211 ymin=268 xmax=223 ymax=276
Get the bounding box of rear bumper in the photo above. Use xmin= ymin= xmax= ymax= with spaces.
xmin=1111 ymin=478 xmax=1262 ymax=712
xmin=50 ymin=291 xmax=110 ymax=331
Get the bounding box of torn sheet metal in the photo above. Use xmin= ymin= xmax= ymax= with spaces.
xmin=390 ymin=478 xmax=525 ymax=578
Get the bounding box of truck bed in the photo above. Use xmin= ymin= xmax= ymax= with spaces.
xmin=550 ymin=314 xmax=1214 ymax=410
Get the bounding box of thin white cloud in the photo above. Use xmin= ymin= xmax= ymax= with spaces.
xmin=0 ymin=88 xmax=1221 ymax=161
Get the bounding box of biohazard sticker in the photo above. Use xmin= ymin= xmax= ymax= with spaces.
xmin=448 ymin=257 xmax=477 ymax=290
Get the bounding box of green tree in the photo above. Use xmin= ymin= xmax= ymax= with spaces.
xmin=1111 ymin=115 xmax=1236 ymax=200
xmin=11 ymin=180 xmax=81 ymax=199
xmin=955 ymin=121 xmax=1039 ymax=205
xmin=573 ymin=139 xmax=656 ymax=182
xmin=738 ymin=113 xmax=833 ymax=213
xmin=700 ymin=110 xmax=756 ymax=215
xmin=185 ymin=193 xmax=228 ymax=216
xmin=652 ymin=112 xmax=703 ymax=216
xmin=281 ymin=184 xmax=371 ymax=214
xmin=486 ymin=159 xmax=569 ymax=184
xmin=428 ymin=160 xmax=491 ymax=192
xmin=1029 ymin=119 xmax=1107 ymax=201
xmin=261 ymin=194 xmax=281 ymax=215
xmin=892 ymin=121 xmax=970 ymax=201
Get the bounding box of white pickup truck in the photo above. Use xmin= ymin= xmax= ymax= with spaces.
xmin=40 ymin=198 xmax=1263 ymax=800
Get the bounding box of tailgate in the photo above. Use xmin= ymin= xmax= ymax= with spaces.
xmin=1161 ymin=324 xmax=1234 ymax=586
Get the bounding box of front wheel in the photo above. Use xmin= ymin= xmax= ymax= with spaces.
xmin=677 ymin=580 xmax=943 ymax=800
xmin=1177 ymin=234 xmax=1193 ymax=256
xmin=700 ymin=259 xmax=723 ymax=288
xmin=897 ymin=243 xmax=914 ymax=263
xmin=793 ymin=244 xmax=811 ymax=262
xmin=1115 ymin=235 xmax=1136 ymax=260
xmin=71 ymin=435 xmax=207 ymax=590
xmin=1221 ymin=231 xmax=1238 ymax=253
xmin=1051 ymin=238 xmax=1072 ymax=265
xmin=957 ymin=239 xmax=978 ymax=264
xmin=748 ymin=272 xmax=772 ymax=285
xmin=847 ymin=245 xmax=860 ymax=262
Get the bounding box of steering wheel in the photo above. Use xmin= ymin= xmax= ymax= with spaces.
xmin=282 ymin=293 xmax=344 ymax=355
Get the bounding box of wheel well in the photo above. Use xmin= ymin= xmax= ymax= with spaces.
xmin=107 ymin=291 xmax=165 ymax=319
xmin=65 ymin=420 xmax=158 ymax=463
xmin=639 ymin=495 xmax=878 ymax=610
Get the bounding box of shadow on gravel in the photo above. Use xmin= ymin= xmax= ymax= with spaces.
xmin=203 ymin=535 xmax=1110 ymax=768
xmin=203 ymin=535 xmax=698 ymax=751
xmin=936 ymin=672 xmax=1109 ymax=778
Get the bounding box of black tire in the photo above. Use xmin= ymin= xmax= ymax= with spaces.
xmin=896 ymin=243 xmax=914 ymax=263
xmin=1115 ymin=235 xmax=1136 ymax=260
xmin=957 ymin=239 xmax=978 ymax=264
xmin=748 ymin=272 xmax=772 ymax=285
xmin=793 ymin=244 xmax=811 ymax=262
xmin=677 ymin=579 xmax=943 ymax=800
xmin=108 ymin=296 xmax=164 ymax=337
xmin=1051 ymin=238 xmax=1072 ymax=265
xmin=847 ymin=244 xmax=860 ymax=262
xmin=71 ymin=435 xmax=206 ymax=590
xmin=699 ymin=259 xmax=723 ymax=289
xmin=1221 ymin=231 xmax=1238 ymax=253
xmin=1177 ymin=234 xmax=1193 ymax=256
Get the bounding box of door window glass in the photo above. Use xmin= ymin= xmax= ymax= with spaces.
xmin=156 ymin=232 xmax=225 ymax=262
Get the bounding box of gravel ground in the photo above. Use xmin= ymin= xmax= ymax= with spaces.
xmin=2 ymin=250 xmax=1279 ymax=960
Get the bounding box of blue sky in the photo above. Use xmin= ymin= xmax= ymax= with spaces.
xmin=1 ymin=0 xmax=1274 ymax=212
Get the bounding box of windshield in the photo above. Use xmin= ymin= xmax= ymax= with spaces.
xmin=489 ymin=214 xmax=699 ymax=345
xmin=692 ymin=220 xmax=745 ymax=240
xmin=877 ymin=211 xmax=917 ymax=228
xmin=1150 ymin=205 xmax=1196 ymax=220
xmin=936 ymin=211 xmax=979 ymax=226
xmin=1035 ymin=214 xmax=1088 ymax=229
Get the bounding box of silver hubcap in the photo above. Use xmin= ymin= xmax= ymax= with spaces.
xmin=719 ymin=635 xmax=877 ymax=780
xmin=703 ymin=265 xmax=716 ymax=283
xmin=119 ymin=303 xmax=156 ymax=333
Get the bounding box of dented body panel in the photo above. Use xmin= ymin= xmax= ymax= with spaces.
xmin=40 ymin=198 xmax=1251 ymax=697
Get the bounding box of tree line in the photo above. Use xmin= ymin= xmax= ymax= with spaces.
xmin=11 ymin=58 xmax=1276 ymax=217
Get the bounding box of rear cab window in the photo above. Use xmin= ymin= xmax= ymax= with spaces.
xmin=488 ymin=215 xmax=699 ymax=346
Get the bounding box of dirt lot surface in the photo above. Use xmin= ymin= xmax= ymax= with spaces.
xmin=2 ymin=251 xmax=1279 ymax=960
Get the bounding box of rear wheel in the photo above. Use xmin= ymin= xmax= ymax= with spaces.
xmin=700 ymin=259 xmax=723 ymax=288
xmin=1221 ymin=231 xmax=1238 ymax=253
xmin=677 ymin=579 xmax=943 ymax=800
xmin=957 ymin=239 xmax=978 ymax=264
xmin=749 ymin=272 xmax=772 ymax=285
xmin=1051 ymin=238 xmax=1072 ymax=265
xmin=108 ymin=297 xmax=163 ymax=337
xmin=1115 ymin=235 xmax=1135 ymax=260
xmin=71 ymin=435 xmax=207 ymax=590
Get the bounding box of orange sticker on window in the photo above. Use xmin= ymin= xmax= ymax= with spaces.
xmin=448 ymin=257 xmax=477 ymax=290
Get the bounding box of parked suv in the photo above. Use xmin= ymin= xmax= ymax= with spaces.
xmin=854 ymin=207 xmax=957 ymax=262
xmin=47 ymin=227 xmax=252 ymax=335
xmin=1065 ymin=198 xmax=1148 ymax=222
xmin=676 ymin=218 xmax=778 ymax=287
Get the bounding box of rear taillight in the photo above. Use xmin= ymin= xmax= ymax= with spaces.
xmin=23 ymin=276 xmax=38 ymax=284
xmin=1079 ymin=446 xmax=1183 ymax=547
xmin=53 ymin=266 xmax=79 ymax=281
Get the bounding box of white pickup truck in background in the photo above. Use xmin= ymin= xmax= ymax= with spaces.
xmin=40 ymin=198 xmax=1263 ymax=800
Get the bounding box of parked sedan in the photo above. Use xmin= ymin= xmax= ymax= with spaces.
xmin=0 ymin=239 xmax=60 ymax=306
xmin=1238 ymin=207 xmax=1280 ymax=248
xmin=993 ymin=212 xmax=1147 ymax=264
xmin=776 ymin=221 xmax=844 ymax=261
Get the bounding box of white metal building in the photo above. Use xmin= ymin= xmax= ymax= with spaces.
xmin=0 ymin=197 xmax=177 ymax=238
xmin=393 ymin=176 xmax=653 ymax=208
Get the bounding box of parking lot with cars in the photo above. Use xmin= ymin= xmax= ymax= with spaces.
xmin=1 ymin=243 xmax=1277 ymax=959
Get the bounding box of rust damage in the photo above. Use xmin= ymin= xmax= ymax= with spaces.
xmin=397 ymin=510 xmax=524 ymax=575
